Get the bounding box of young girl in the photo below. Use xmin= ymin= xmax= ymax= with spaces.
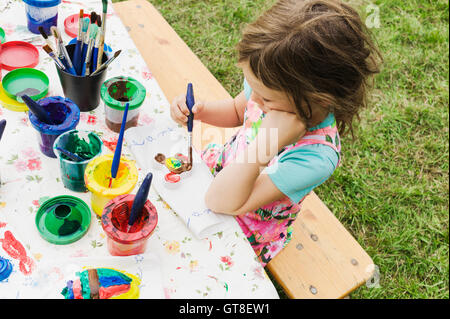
xmin=170 ymin=0 xmax=381 ymax=266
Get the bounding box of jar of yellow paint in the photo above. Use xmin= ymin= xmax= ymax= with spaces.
xmin=84 ymin=153 xmax=138 ymax=216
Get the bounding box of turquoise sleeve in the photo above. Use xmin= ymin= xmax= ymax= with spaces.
xmin=266 ymin=144 xmax=339 ymax=203
xmin=243 ymin=78 xmax=252 ymax=101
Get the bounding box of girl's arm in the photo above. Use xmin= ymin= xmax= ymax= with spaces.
xmin=205 ymin=110 xmax=307 ymax=215
xmin=171 ymin=91 xmax=248 ymax=128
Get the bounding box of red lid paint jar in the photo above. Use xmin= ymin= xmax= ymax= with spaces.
xmin=101 ymin=194 xmax=158 ymax=256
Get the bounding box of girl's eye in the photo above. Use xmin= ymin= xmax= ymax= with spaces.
xmin=262 ymin=98 xmax=271 ymax=102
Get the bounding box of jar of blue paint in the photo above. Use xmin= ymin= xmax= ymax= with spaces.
xmin=0 ymin=257 xmax=13 ymax=282
xmin=23 ymin=0 xmax=61 ymax=35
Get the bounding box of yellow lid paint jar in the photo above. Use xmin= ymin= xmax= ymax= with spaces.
xmin=84 ymin=153 xmax=138 ymax=216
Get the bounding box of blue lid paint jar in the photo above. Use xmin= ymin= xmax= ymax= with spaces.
xmin=23 ymin=0 xmax=61 ymax=35
xmin=28 ymin=96 xmax=80 ymax=158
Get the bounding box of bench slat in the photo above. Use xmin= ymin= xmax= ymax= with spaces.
xmin=113 ymin=0 xmax=375 ymax=299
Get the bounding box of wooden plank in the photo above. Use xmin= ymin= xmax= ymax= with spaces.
xmin=113 ymin=0 xmax=375 ymax=299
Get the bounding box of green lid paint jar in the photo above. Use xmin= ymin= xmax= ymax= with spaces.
xmin=53 ymin=130 xmax=103 ymax=192
xmin=100 ymin=76 xmax=146 ymax=133
xmin=35 ymin=195 xmax=91 ymax=245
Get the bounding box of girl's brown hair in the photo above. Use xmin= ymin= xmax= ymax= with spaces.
xmin=237 ymin=0 xmax=382 ymax=136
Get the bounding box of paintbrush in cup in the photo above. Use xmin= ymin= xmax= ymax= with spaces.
xmin=38 ymin=26 xmax=56 ymax=53
xmin=81 ymin=13 xmax=97 ymax=73
xmin=91 ymin=16 xmax=102 ymax=73
xmin=109 ymin=103 xmax=129 ymax=188
xmin=81 ymin=24 xmax=98 ymax=76
xmin=126 ymin=172 xmax=153 ymax=233
xmin=97 ymin=0 xmax=108 ymax=69
xmin=90 ymin=50 xmax=121 ymax=76
xmin=73 ymin=9 xmax=84 ymax=75
xmin=51 ymin=26 xmax=76 ymax=75
xmin=42 ymin=44 xmax=66 ymax=71
xmin=55 ymin=146 xmax=84 ymax=162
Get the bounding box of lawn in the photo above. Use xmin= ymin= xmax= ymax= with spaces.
xmin=112 ymin=0 xmax=449 ymax=299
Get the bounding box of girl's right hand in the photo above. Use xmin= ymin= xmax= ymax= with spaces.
xmin=170 ymin=94 xmax=205 ymax=126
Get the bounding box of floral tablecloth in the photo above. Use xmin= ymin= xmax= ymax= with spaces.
xmin=0 ymin=0 xmax=279 ymax=298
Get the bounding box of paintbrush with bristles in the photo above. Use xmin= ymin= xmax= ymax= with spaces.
xmin=82 ymin=23 xmax=98 ymax=76
xmin=91 ymin=15 xmax=102 ymax=73
xmin=51 ymin=26 xmax=76 ymax=75
xmin=38 ymin=26 xmax=56 ymax=53
xmin=73 ymin=9 xmax=84 ymax=75
xmin=97 ymin=0 xmax=108 ymax=69
xmin=81 ymin=12 xmax=97 ymax=74
xmin=42 ymin=44 xmax=66 ymax=71
xmin=90 ymin=50 xmax=121 ymax=76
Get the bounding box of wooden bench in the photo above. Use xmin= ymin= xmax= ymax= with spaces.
xmin=113 ymin=0 xmax=375 ymax=299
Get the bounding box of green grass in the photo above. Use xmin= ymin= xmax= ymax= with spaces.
xmin=112 ymin=0 xmax=449 ymax=298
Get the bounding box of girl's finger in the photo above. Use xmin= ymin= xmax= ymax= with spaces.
xmin=192 ymin=102 xmax=203 ymax=114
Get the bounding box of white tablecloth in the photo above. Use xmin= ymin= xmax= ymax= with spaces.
xmin=0 ymin=0 xmax=279 ymax=299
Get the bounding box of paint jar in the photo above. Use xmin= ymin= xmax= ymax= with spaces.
xmin=84 ymin=154 xmax=138 ymax=216
xmin=23 ymin=0 xmax=61 ymax=35
xmin=100 ymin=76 xmax=146 ymax=133
xmin=53 ymin=130 xmax=103 ymax=192
xmin=56 ymin=44 xmax=108 ymax=112
xmin=35 ymin=195 xmax=91 ymax=245
xmin=102 ymin=194 xmax=158 ymax=256
xmin=28 ymin=96 xmax=80 ymax=158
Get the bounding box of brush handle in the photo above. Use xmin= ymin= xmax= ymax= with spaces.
xmin=90 ymin=52 xmax=118 ymax=76
xmin=22 ymin=95 xmax=53 ymax=124
xmin=55 ymin=147 xmax=84 ymax=162
xmin=0 ymin=119 xmax=6 ymax=142
xmin=80 ymin=42 xmax=88 ymax=75
xmin=110 ymin=103 xmax=129 ymax=179
xmin=186 ymin=83 xmax=195 ymax=133
xmin=128 ymin=172 xmax=153 ymax=227
xmin=73 ymin=40 xmax=82 ymax=75
xmin=91 ymin=47 xmax=98 ymax=73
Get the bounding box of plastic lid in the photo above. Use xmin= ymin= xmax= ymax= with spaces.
xmin=101 ymin=76 xmax=146 ymax=111
xmin=28 ymin=96 xmax=80 ymax=135
xmin=22 ymin=0 xmax=61 ymax=8
xmin=0 ymin=257 xmax=13 ymax=282
xmin=0 ymin=41 xmax=39 ymax=71
xmin=0 ymin=27 xmax=5 ymax=44
xmin=35 ymin=195 xmax=91 ymax=245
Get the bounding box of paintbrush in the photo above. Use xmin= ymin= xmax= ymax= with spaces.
xmin=55 ymin=146 xmax=84 ymax=162
xmin=97 ymin=0 xmax=108 ymax=69
xmin=91 ymin=16 xmax=102 ymax=74
xmin=22 ymin=95 xmax=54 ymax=124
xmin=90 ymin=50 xmax=121 ymax=76
xmin=186 ymin=83 xmax=195 ymax=167
xmin=0 ymin=119 xmax=6 ymax=143
xmin=126 ymin=172 xmax=153 ymax=233
xmin=109 ymin=102 xmax=129 ymax=188
xmin=42 ymin=44 xmax=66 ymax=71
xmin=81 ymin=24 xmax=98 ymax=76
xmin=73 ymin=9 xmax=84 ymax=75
xmin=51 ymin=26 xmax=76 ymax=75
xmin=38 ymin=26 xmax=56 ymax=53
xmin=81 ymin=13 xmax=97 ymax=74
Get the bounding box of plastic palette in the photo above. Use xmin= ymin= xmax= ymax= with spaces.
xmin=2 ymin=68 xmax=49 ymax=103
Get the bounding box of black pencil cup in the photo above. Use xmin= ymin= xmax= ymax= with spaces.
xmin=56 ymin=44 xmax=108 ymax=112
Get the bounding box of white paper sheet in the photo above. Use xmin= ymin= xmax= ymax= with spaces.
xmin=124 ymin=121 xmax=231 ymax=239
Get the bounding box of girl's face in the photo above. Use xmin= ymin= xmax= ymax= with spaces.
xmin=241 ymin=62 xmax=297 ymax=114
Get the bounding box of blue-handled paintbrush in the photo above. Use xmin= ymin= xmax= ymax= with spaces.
xmin=73 ymin=9 xmax=84 ymax=75
xmin=127 ymin=172 xmax=153 ymax=232
xmin=91 ymin=28 xmax=102 ymax=73
xmin=186 ymin=83 xmax=195 ymax=166
xmin=55 ymin=146 xmax=84 ymax=162
xmin=0 ymin=119 xmax=6 ymax=143
xmin=81 ymin=24 xmax=98 ymax=76
xmin=22 ymin=94 xmax=54 ymax=124
xmin=109 ymin=102 xmax=129 ymax=188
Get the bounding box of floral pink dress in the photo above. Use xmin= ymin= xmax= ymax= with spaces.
xmin=201 ymin=100 xmax=341 ymax=266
